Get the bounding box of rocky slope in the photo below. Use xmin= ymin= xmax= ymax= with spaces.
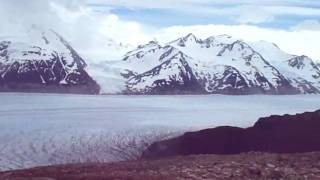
xmin=143 ymin=109 xmax=320 ymax=159
xmin=116 ymin=34 xmax=320 ymax=95
xmin=1 ymin=152 xmax=320 ymax=179
xmin=0 ymin=29 xmax=100 ymax=94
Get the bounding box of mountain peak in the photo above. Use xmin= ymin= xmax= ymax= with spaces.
xmin=0 ymin=30 xmax=100 ymax=94
xmin=124 ymin=41 xmax=162 ymax=60
xmin=179 ymin=33 xmax=200 ymax=44
xmin=146 ymin=40 xmax=160 ymax=46
xmin=203 ymin=34 xmax=237 ymax=46
xmin=136 ymin=40 xmax=160 ymax=49
xmin=169 ymin=33 xmax=201 ymax=47
xmin=183 ymin=33 xmax=198 ymax=41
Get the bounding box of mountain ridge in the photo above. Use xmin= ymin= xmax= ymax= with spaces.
xmin=1 ymin=31 xmax=319 ymax=95
xmin=117 ymin=34 xmax=319 ymax=95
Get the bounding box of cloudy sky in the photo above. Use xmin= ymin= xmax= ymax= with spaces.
xmin=0 ymin=0 xmax=319 ymax=61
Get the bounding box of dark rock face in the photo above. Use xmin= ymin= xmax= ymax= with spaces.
xmin=142 ymin=110 xmax=320 ymax=159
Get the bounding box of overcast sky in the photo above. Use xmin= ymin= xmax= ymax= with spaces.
xmin=0 ymin=0 xmax=319 ymax=61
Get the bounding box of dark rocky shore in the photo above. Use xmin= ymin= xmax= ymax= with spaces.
xmin=1 ymin=152 xmax=320 ymax=179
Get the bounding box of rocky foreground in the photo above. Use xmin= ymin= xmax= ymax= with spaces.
xmin=1 ymin=152 xmax=320 ymax=179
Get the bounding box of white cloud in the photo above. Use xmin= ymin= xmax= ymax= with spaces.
xmin=88 ymin=0 xmax=320 ymax=24
xmin=98 ymin=15 xmax=150 ymax=45
xmin=0 ymin=0 xmax=319 ymax=62
xmin=233 ymin=5 xmax=274 ymax=24
xmin=0 ymin=0 xmax=151 ymax=61
xmin=87 ymin=0 xmax=320 ymax=10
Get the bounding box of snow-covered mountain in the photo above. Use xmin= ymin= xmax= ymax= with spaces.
xmin=0 ymin=29 xmax=100 ymax=94
xmin=117 ymin=34 xmax=320 ymax=95
xmin=2 ymin=31 xmax=318 ymax=95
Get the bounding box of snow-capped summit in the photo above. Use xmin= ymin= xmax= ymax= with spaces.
xmin=204 ymin=34 xmax=235 ymax=46
xmin=121 ymin=44 xmax=203 ymax=94
xmin=124 ymin=40 xmax=161 ymax=60
xmin=116 ymin=34 xmax=320 ymax=95
xmin=0 ymin=29 xmax=100 ymax=94
xmin=170 ymin=33 xmax=202 ymax=47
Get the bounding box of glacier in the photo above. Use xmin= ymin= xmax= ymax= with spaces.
xmin=0 ymin=93 xmax=319 ymax=170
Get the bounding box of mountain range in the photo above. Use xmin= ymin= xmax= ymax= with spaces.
xmin=1 ymin=30 xmax=319 ymax=95
xmin=117 ymin=34 xmax=320 ymax=95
